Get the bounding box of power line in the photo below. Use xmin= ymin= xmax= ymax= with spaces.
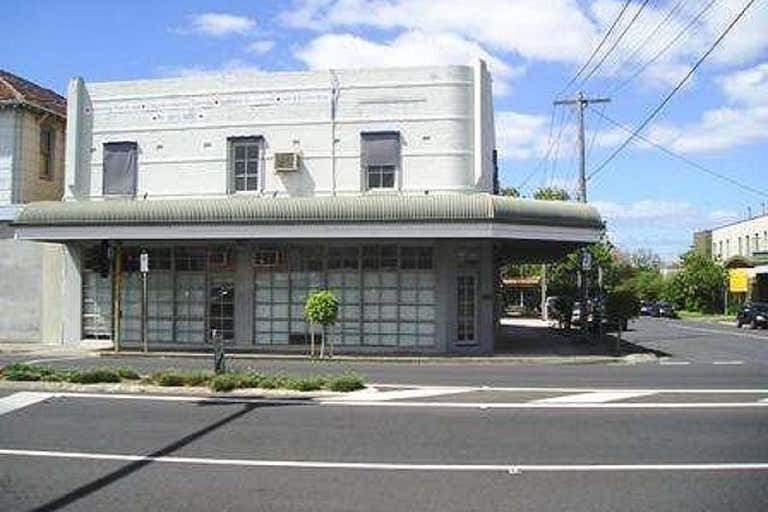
xmin=611 ymin=0 xmax=688 ymax=76
xmin=589 ymin=108 xmax=768 ymax=198
xmin=576 ymin=0 xmax=652 ymax=90
xmin=611 ymin=0 xmax=719 ymax=93
xmin=555 ymin=0 xmax=633 ymax=98
xmin=588 ymin=0 xmax=757 ymax=180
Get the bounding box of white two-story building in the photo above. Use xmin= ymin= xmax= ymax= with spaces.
xmin=13 ymin=60 xmax=602 ymax=353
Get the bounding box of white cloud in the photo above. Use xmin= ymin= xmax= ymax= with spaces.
xmin=181 ymin=13 xmax=256 ymax=36
xmin=295 ymin=31 xmax=524 ymax=94
xmin=247 ymin=40 xmax=275 ymax=55
xmin=646 ymin=62 xmax=768 ymax=153
xmin=283 ymin=0 xmax=597 ymax=63
xmin=592 ymin=199 xmax=739 ymax=260
xmin=495 ymin=111 xmax=551 ymax=160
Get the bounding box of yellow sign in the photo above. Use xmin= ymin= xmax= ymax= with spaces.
xmin=729 ymin=268 xmax=749 ymax=293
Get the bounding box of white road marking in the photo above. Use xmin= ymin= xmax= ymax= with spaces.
xmin=33 ymin=391 xmax=768 ymax=409
xmin=669 ymin=322 xmax=768 ymax=340
xmin=372 ymin=385 xmax=768 ymax=394
xmin=659 ymin=360 xmax=691 ymax=366
xmin=532 ymin=391 xmax=657 ymax=404
xmin=712 ymin=361 xmax=744 ymax=366
xmin=319 ymin=401 xmax=768 ymax=409
xmin=0 ymin=448 xmax=766 ymax=473
xmin=326 ymin=386 xmax=475 ymax=402
xmin=0 ymin=392 xmax=52 ymax=416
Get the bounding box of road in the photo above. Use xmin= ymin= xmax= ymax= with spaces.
xmin=0 ymin=317 xmax=767 ymax=510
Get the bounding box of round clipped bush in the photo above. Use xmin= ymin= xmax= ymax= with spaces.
xmin=304 ymin=290 xmax=340 ymax=326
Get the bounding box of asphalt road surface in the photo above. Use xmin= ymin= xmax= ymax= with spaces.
xmin=0 ymin=391 xmax=767 ymax=511
xmin=1 ymin=318 xmax=767 ymax=510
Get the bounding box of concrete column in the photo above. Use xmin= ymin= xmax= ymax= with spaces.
xmin=435 ymin=239 xmax=457 ymax=353
xmin=60 ymin=243 xmax=82 ymax=343
xmin=478 ymin=240 xmax=495 ymax=354
xmin=234 ymin=244 xmax=254 ymax=346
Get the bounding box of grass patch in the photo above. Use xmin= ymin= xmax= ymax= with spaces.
xmin=1 ymin=364 xmax=365 ymax=393
xmin=677 ymin=310 xmax=734 ymax=322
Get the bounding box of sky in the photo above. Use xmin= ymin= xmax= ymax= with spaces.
xmin=2 ymin=0 xmax=767 ymax=261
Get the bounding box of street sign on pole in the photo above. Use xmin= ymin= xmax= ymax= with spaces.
xmin=140 ymin=250 xmax=149 ymax=353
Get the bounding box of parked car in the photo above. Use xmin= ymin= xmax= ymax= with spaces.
xmin=653 ymin=301 xmax=677 ymax=319
xmin=736 ymin=302 xmax=768 ymax=329
xmin=639 ymin=300 xmax=656 ymax=316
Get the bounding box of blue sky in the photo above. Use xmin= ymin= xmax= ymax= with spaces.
xmin=3 ymin=0 xmax=767 ymax=260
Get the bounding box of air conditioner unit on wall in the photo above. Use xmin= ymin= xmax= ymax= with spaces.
xmin=274 ymin=152 xmax=300 ymax=172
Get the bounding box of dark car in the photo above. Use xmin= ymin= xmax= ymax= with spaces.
xmin=639 ymin=301 xmax=656 ymax=316
xmin=736 ymin=302 xmax=768 ymax=329
xmin=653 ymin=301 xmax=677 ymax=319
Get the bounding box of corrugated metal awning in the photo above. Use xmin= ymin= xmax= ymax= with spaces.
xmin=14 ymin=194 xmax=602 ymax=229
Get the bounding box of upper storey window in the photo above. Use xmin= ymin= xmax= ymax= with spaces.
xmin=103 ymin=142 xmax=138 ymax=196
xmin=39 ymin=125 xmax=55 ymax=180
xmin=229 ymin=137 xmax=261 ymax=192
xmin=361 ymin=132 xmax=400 ymax=190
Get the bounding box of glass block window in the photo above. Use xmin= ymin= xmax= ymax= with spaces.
xmin=82 ymin=270 xmax=112 ymax=339
xmin=174 ymin=273 xmax=205 ymax=343
xmin=254 ymin=270 xmax=290 ymax=345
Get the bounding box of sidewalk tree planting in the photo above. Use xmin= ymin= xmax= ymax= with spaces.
xmin=605 ymin=288 xmax=640 ymax=354
xmin=304 ymin=290 xmax=340 ymax=358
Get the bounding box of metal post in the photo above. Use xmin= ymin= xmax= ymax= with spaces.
xmin=112 ymin=245 xmax=122 ymax=352
xmin=576 ymin=91 xmax=587 ymax=203
xmin=141 ymin=271 xmax=148 ymax=353
xmin=540 ymin=264 xmax=548 ymax=321
xmin=140 ymin=250 xmax=149 ymax=353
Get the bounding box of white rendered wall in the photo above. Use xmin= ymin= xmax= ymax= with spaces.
xmin=67 ymin=63 xmax=495 ymax=200
xmin=712 ymin=215 xmax=768 ymax=260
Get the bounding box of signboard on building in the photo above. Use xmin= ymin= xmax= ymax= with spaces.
xmin=729 ymin=268 xmax=749 ymax=293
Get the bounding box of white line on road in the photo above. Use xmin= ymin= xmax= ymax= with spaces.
xmin=532 ymin=391 xmax=657 ymax=404
xmin=326 ymin=386 xmax=476 ymax=402
xmin=668 ymin=322 xmax=768 ymax=340
xmin=0 ymin=392 xmax=52 ymax=416
xmin=659 ymin=360 xmax=691 ymax=366
xmin=371 ymin=385 xmax=768 ymax=394
xmin=32 ymin=392 xmax=768 ymax=409
xmin=0 ymin=448 xmax=766 ymax=473
xmin=712 ymin=361 xmax=744 ymax=366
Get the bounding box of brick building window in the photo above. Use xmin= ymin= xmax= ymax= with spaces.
xmin=39 ymin=125 xmax=55 ymax=180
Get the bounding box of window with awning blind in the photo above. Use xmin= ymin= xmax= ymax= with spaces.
xmin=103 ymin=142 xmax=138 ymax=196
xmin=361 ymin=132 xmax=400 ymax=190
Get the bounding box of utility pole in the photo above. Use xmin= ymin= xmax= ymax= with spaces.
xmin=553 ymin=92 xmax=610 ymax=339
xmin=553 ymin=92 xmax=610 ymax=202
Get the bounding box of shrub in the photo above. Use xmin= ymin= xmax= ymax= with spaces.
xmin=152 ymin=372 xmax=187 ymax=387
xmin=116 ymin=367 xmax=141 ymax=380
xmin=210 ymin=373 xmax=241 ymax=392
xmin=66 ymin=368 xmax=121 ymax=384
xmin=287 ymin=376 xmax=327 ymax=392
xmin=327 ymin=373 xmax=365 ymax=392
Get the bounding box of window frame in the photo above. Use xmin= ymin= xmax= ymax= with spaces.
xmin=360 ymin=131 xmax=400 ymax=192
xmin=228 ymin=136 xmax=262 ymax=193
xmin=102 ymin=141 xmax=138 ymax=197
xmin=39 ymin=124 xmax=55 ymax=181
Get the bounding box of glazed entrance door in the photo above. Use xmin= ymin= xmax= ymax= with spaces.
xmin=209 ymin=280 xmax=235 ymax=342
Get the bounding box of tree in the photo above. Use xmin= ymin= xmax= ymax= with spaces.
xmin=533 ymin=187 xmax=570 ymax=201
xmin=500 ymin=187 xmax=520 ymax=197
xmin=604 ymin=288 xmax=640 ymax=354
xmin=666 ymin=251 xmax=726 ymax=313
xmin=304 ymin=290 xmax=340 ymax=358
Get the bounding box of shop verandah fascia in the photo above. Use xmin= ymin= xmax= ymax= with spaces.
xmin=12 ymin=194 xmax=603 ymax=354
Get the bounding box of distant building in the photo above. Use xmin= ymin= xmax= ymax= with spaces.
xmin=0 ymin=70 xmax=66 ymax=233
xmin=0 ymin=70 xmax=67 ymax=343
xmin=696 ymin=213 xmax=768 ymax=303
